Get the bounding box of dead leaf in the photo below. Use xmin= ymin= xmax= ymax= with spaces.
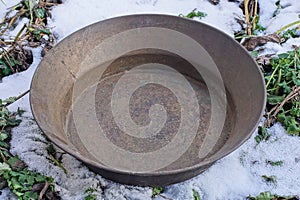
xmin=242 ymin=33 xmax=281 ymax=51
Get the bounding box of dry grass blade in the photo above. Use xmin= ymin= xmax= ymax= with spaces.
xmin=13 ymin=23 xmax=27 ymax=43
xmin=276 ymin=20 xmax=300 ymax=35
xmin=244 ymin=0 xmax=251 ymax=35
xmin=252 ymin=0 xmax=258 ymax=31
xmin=244 ymin=0 xmax=258 ymax=34
xmin=1 ymin=48 xmax=15 ymax=72
xmin=240 ymin=0 xmax=261 ymax=37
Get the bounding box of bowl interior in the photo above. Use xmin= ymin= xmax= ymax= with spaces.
xmin=30 ymin=14 xmax=265 ymax=180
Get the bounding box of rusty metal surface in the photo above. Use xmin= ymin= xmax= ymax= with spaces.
xmin=30 ymin=14 xmax=266 ymax=186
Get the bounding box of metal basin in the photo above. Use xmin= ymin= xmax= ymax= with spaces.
xmin=30 ymin=14 xmax=266 ymax=186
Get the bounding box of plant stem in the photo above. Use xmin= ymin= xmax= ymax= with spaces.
xmin=234 ymin=34 xmax=253 ymax=40
xmin=276 ymin=20 xmax=300 ymax=35
xmin=14 ymin=23 xmax=27 ymax=43
xmin=252 ymin=0 xmax=258 ymax=31
xmin=267 ymin=87 xmax=278 ymax=92
xmin=49 ymin=154 xmax=67 ymax=174
xmin=266 ymin=64 xmax=279 ymax=89
xmin=275 ymin=68 xmax=282 ymax=95
xmin=0 ymin=149 xmax=7 ymax=163
xmin=244 ymin=0 xmax=251 ymax=35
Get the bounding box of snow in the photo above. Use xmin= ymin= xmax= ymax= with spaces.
xmin=160 ymin=124 xmax=300 ymax=199
xmin=49 ymin=0 xmax=242 ymax=39
xmin=1 ymin=0 xmax=300 ymax=199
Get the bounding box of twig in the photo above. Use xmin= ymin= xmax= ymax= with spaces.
xmin=158 ymin=194 xmax=174 ymax=200
xmin=15 ymin=89 xmax=30 ymax=102
xmin=38 ymin=181 xmax=49 ymax=200
xmin=0 ymin=40 xmax=15 ymax=46
xmin=265 ymin=86 xmax=300 ymax=127
xmin=273 ymin=86 xmax=300 ymax=117
xmin=0 ymin=146 xmax=9 ymax=152
xmin=4 ymin=89 xmax=30 ymax=108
